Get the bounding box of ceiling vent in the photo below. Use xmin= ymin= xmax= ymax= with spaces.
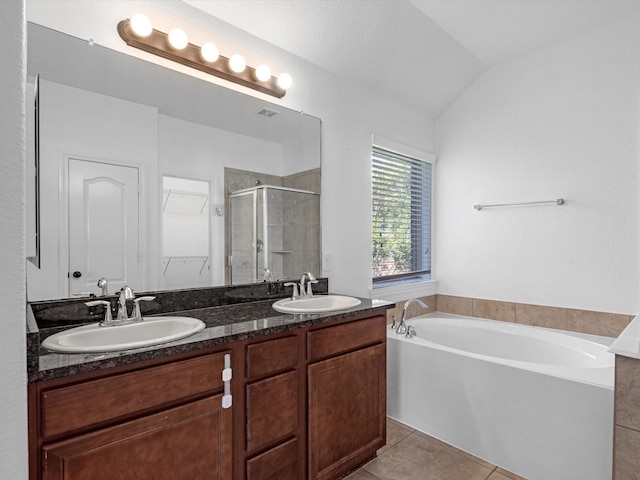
xmin=256 ymin=108 xmax=279 ymax=118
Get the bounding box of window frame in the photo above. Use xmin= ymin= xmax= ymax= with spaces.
xmin=370 ymin=135 xmax=435 ymax=289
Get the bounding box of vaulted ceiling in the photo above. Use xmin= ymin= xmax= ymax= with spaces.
xmin=184 ymin=0 xmax=640 ymax=119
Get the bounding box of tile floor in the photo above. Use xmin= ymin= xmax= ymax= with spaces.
xmin=345 ymin=418 xmax=527 ymax=480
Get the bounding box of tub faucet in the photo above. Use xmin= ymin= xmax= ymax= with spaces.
xmin=396 ymin=298 xmax=428 ymax=335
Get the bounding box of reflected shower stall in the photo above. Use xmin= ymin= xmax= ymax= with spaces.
xmin=229 ymin=185 xmax=320 ymax=285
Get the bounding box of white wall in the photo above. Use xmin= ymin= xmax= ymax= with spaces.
xmin=434 ymin=14 xmax=640 ymax=314
xmin=25 ymin=0 xmax=435 ymax=298
xmin=27 ymin=80 xmax=159 ymax=299
xmin=0 ymin=1 xmax=28 ymax=478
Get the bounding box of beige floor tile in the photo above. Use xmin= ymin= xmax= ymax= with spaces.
xmin=493 ymin=467 xmax=527 ymax=480
xmin=378 ymin=417 xmax=415 ymax=454
xmin=344 ymin=468 xmax=381 ymax=480
xmin=411 ymin=429 xmax=495 ymax=470
xmin=486 ymin=471 xmax=512 ymax=480
xmin=364 ymin=433 xmax=494 ymax=480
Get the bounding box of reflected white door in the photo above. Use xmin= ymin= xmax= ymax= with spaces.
xmin=68 ymin=158 xmax=140 ymax=296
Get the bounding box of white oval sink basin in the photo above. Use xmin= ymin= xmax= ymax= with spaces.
xmin=42 ymin=316 xmax=206 ymax=353
xmin=273 ymin=295 xmax=361 ymax=314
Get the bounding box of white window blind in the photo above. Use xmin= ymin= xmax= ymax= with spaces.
xmin=372 ymin=145 xmax=431 ymax=282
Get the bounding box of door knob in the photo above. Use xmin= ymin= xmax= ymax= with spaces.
xmin=72 ymin=271 xmax=82 ymax=278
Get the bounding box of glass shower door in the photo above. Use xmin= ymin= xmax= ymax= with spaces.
xmin=229 ymin=189 xmax=257 ymax=285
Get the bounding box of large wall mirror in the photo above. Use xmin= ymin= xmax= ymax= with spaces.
xmin=26 ymin=22 xmax=321 ymax=301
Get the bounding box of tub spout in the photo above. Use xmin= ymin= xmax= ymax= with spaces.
xmin=396 ymin=298 xmax=428 ymax=334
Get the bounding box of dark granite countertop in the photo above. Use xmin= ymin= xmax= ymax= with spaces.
xmin=28 ymin=291 xmax=393 ymax=383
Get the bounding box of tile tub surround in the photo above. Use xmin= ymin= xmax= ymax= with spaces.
xmin=386 ymin=294 xmax=632 ymax=338
xmin=27 ymin=280 xmax=396 ymax=383
xmin=614 ymin=355 xmax=640 ymax=479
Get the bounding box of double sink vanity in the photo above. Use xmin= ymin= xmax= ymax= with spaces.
xmin=27 ymin=279 xmax=392 ymax=480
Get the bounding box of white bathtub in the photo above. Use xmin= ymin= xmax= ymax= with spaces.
xmin=387 ymin=313 xmax=614 ymax=480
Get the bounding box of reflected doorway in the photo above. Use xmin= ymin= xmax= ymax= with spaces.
xmin=161 ymin=176 xmax=212 ymax=289
xmin=68 ymin=158 xmax=140 ymax=296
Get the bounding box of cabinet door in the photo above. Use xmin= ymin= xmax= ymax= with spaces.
xmin=308 ymin=344 xmax=386 ymax=480
xmin=246 ymin=370 xmax=298 ymax=453
xmin=246 ymin=438 xmax=298 ymax=480
xmin=42 ymin=395 xmax=232 ymax=480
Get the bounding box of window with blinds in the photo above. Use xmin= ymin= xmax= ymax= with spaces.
xmin=372 ymin=145 xmax=431 ymax=283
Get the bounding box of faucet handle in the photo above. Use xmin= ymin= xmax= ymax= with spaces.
xmin=305 ymin=279 xmax=319 ymax=297
xmin=284 ymin=282 xmax=299 ymax=300
xmin=85 ymin=300 xmax=113 ymax=326
xmin=132 ymin=296 xmax=155 ymax=319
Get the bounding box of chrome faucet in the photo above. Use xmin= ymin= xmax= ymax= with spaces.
xmin=299 ymin=272 xmax=318 ymax=298
xmin=117 ymin=286 xmax=135 ymax=321
xmin=86 ymin=286 xmax=155 ymax=327
xmin=97 ymin=277 xmax=109 ymax=296
xmin=395 ymin=298 xmax=428 ymax=335
xmin=115 ymin=286 xmax=155 ymax=324
xmin=284 ymin=272 xmax=318 ymax=300
xmin=260 ymin=268 xmax=273 ymax=282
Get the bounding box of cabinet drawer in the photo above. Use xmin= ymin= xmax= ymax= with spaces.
xmin=41 ymin=352 xmax=228 ymax=439
xmin=42 ymin=395 xmax=232 ymax=480
xmin=247 ymin=438 xmax=299 ymax=480
xmin=307 ymin=315 xmax=386 ymax=362
xmin=246 ymin=335 xmax=298 ymax=379
xmin=246 ymin=370 xmax=298 ymax=453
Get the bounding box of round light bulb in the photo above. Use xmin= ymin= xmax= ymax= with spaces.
xmin=201 ymin=42 xmax=219 ymax=62
xmin=229 ymin=54 xmax=246 ymax=73
xmin=255 ymin=64 xmax=271 ymax=82
xmin=277 ymin=73 xmax=292 ymax=90
xmin=130 ymin=14 xmax=152 ymax=37
xmin=168 ymin=28 xmax=188 ymax=50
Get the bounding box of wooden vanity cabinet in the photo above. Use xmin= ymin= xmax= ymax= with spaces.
xmin=30 ymin=350 xmax=234 ymax=480
xmin=240 ymin=334 xmax=305 ymax=480
xmin=237 ymin=313 xmax=388 ymax=480
xmin=30 ymin=311 xmax=389 ymax=480
xmin=307 ymin=315 xmax=387 ymax=480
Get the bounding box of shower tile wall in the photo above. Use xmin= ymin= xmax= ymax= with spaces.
xmin=225 ymin=168 xmax=321 ymax=284
xmin=283 ymin=168 xmax=321 ymax=281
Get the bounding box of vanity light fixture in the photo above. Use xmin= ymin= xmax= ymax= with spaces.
xmin=167 ymin=28 xmax=188 ymax=50
xmin=228 ymin=54 xmax=246 ymax=73
xmin=117 ymin=15 xmax=290 ymax=98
